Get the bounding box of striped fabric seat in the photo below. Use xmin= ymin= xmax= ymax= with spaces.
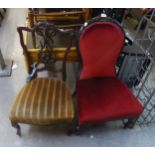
xmin=9 ymin=78 xmax=74 ymax=125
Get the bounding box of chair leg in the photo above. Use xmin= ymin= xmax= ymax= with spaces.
xmin=72 ymin=90 xmax=76 ymax=97
xmin=124 ymin=118 xmax=137 ymax=129
xmin=11 ymin=121 xmax=21 ymax=136
xmin=67 ymin=123 xmax=81 ymax=136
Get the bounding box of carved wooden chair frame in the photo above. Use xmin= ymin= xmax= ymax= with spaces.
xmin=17 ymin=22 xmax=79 ymax=81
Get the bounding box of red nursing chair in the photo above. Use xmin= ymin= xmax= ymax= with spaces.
xmin=74 ymin=17 xmax=143 ymax=133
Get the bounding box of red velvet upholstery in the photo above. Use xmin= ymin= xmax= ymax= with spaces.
xmin=77 ymin=77 xmax=144 ymax=124
xmin=77 ymin=20 xmax=143 ymax=125
xmin=79 ymin=22 xmax=125 ymax=80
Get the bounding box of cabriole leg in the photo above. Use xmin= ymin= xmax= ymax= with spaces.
xmin=11 ymin=121 xmax=21 ymax=136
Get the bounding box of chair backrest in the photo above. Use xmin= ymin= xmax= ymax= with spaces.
xmin=79 ymin=17 xmax=125 ymax=80
xmin=17 ymin=22 xmax=75 ymax=81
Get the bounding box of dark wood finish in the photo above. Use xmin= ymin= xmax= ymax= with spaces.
xmin=11 ymin=121 xmax=21 ymax=136
xmin=124 ymin=118 xmax=137 ymax=129
xmin=17 ymin=22 xmax=76 ymax=81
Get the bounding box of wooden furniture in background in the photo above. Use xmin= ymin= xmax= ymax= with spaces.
xmin=28 ymin=8 xmax=90 ymax=29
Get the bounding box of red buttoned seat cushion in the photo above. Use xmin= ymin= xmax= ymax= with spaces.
xmin=77 ymin=77 xmax=144 ymax=124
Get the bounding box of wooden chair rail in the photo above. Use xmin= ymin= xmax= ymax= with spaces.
xmin=27 ymin=47 xmax=79 ymax=62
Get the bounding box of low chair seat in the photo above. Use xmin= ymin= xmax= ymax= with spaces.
xmin=77 ymin=77 xmax=143 ymax=124
xmin=9 ymin=78 xmax=74 ymax=125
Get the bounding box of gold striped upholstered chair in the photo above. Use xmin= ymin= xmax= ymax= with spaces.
xmin=9 ymin=23 xmax=75 ymax=136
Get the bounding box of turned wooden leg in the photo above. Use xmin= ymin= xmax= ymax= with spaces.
xmin=11 ymin=121 xmax=21 ymax=136
xmin=124 ymin=118 xmax=136 ymax=129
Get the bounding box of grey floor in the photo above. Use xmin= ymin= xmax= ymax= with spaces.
xmin=1 ymin=9 xmax=155 ymax=147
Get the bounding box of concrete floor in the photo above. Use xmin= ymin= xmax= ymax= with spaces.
xmin=1 ymin=9 xmax=155 ymax=147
